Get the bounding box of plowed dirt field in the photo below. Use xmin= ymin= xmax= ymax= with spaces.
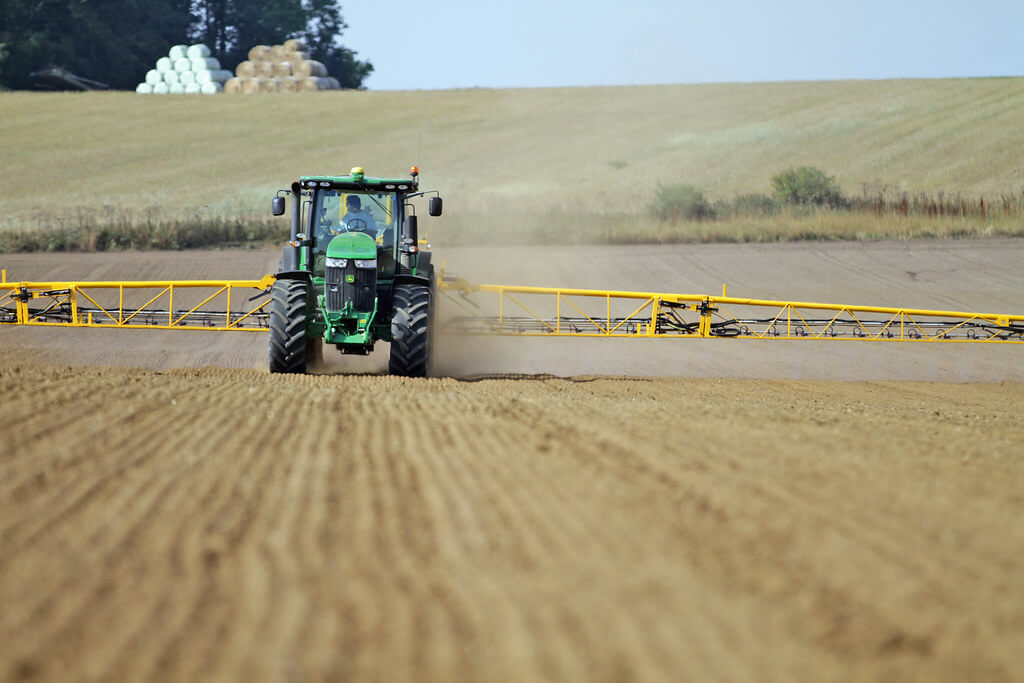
xmin=1 ymin=241 xmax=1023 ymax=681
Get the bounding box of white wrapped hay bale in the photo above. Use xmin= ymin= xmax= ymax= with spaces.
xmin=283 ymin=38 xmax=306 ymax=52
xmin=196 ymin=69 xmax=232 ymax=84
xmin=163 ymin=70 xmax=180 ymax=85
xmin=248 ymin=45 xmax=271 ymax=61
xmin=326 ymin=76 xmax=341 ymax=90
xmin=200 ymin=81 xmax=223 ymax=95
xmin=145 ymin=69 xmax=162 ymax=85
xmin=169 ymin=45 xmax=189 ymax=61
xmin=185 ymin=82 xmax=202 ymax=94
xmin=272 ymin=62 xmax=292 ymax=78
xmin=174 ymin=57 xmax=192 ymax=72
xmin=236 ymin=60 xmax=256 ymax=78
xmin=169 ymin=82 xmax=185 ymax=94
xmin=294 ymin=60 xmax=327 ymax=78
xmin=191 ymin=57 xmax=220 ymax=72
xmin=153 ymin=82 xmax=170 ymax=94
xmin=179 ymin=70 xmax=196 ymax=85
xmin=186 ymin=44 xmax=211 ymax=60
xmin=224 ymin=77 xmax=245 ymax=94
xmin=136 ymin=83 xmax=153 ymax=94
xmin=156 ymin=56 xmax=172 ymax=72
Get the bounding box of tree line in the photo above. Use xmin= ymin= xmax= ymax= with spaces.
xmin=0 ymin=0 xmax=372 ymax=90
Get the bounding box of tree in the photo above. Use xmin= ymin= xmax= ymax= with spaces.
xmin=0 ymin=0 xmax=371 ymax=90
xmin=189 ymin=0 xmax=372 ymax=88
xmin=0 ymin=0 xmax=192 ymax=90
xmin=771 ymin=167 xmax=846 ymax=208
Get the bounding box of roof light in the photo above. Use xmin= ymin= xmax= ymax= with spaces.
xmin=410 ymin=166 xmax=419 ymax=177
xmin=350 ymin=167 xmax=365 ymax=181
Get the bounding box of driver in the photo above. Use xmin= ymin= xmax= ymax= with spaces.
xmin=341 ymin=195 xmax=377 ymax=235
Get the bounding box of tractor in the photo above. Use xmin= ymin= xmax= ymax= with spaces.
xmin=268 ymin=166 xmax=442 ymax=376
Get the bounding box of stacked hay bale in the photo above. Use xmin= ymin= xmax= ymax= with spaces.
xmin=225 ymin=39 xmax=341 ymax=94
xmin=136 ymin=44 xmax=232 ymax=95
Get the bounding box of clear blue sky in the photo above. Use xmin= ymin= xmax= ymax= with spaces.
xmin=340 ymin=0 xmax=1024 ymax=90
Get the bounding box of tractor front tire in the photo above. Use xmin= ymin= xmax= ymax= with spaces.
xmin=389 ymin=283 xmax=432 ymax=377
xmin=269 ymin=279 xmax=309 ymax=374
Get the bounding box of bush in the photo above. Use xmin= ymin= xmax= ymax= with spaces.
xmin=771 ymin=167 xmax=845 ymax=208
xmin=651 ymin=184 xmax=715 ymax=221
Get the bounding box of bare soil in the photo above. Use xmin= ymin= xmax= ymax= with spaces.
xmin=1 ymin=240 xmax=1022 ymax=681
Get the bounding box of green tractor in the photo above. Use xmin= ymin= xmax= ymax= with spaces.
xmin=268 ymin=166 xmax=442 ymax=376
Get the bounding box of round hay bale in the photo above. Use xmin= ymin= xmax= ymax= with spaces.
xmin=299 ymin=76 xmax=326 ymax=92
xmin=224 ymin=77 xmax=245 ymax=94
xmin=136 ymin=83 xmax=153 ymax=94
xmin=169 ymin=45 xmax=188 ymax=61
xmin=145 ymin=69 xmax=162 ymax=85
xmin=156 ymin=57 xmax=172 ymax=72
xmin=163 ymin=70 xmax=180 ymax=85
xmin=179 ymin=70 xmax=196 ymax=85
xmin=248 ymin=45 xmax=271 ymax=61
xmin=258 ymin=78 xmax=281 ymax=93
xmin=236 ymin=60 xmax=256 ymax=78
xmin=185 ymin=82 xmax=202 ymax=94
xmin=326 ymin=76 xmax=341 ymax=90
xmin=200 ymin=81 xmax=224 ymax=95
xmin=294 ymin=60 xmax=327 ymax=78
xmin=196 ymin=69 xmax=232 ymax=84
xmin=169 ymin=82 xmax=185 ymax=94
xmin=279 ymin=76 xmax=299 ymax=92
xmin=153 ymin=82 xmax=170 ymax=94
xmin=186 ymin=44 xmax=211 ymax=60
xmin=174 ymin=57 xmax=192 ymax=72
xmin=256 ymin=60 xmax=275 ymax=78
xmin=269 ymin=45 xmax=289 ymax=62
xmin=191 ymin=57 xmax=220 ymax=72
xmin=272 ymin=62 xmax=292 ymax=78
xmin=287 ymin=50 xmax=309 ymax=63
xmin=283 ymin=38 xmax=306 ymax=52
xmin=241 ymin=77 xmax=261 ymax=94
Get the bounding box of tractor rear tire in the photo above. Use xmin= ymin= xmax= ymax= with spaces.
xmin=389 ymin=283 xmax=432 ymax=377
xmin=269 ymin=279 xmax=309 ymax=374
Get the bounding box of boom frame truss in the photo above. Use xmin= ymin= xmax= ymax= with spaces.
xmin=0 ymin=273 xmax=275 ymax=331
xmin=438 ymin=281 xmax=1024 ymax=344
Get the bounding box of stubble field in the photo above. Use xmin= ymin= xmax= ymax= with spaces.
xmin=1 ymin=240 xmax=1023 ymax=681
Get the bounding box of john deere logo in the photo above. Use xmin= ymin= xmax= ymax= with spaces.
xmin=346 ymin=274 xmax=355 ymax=283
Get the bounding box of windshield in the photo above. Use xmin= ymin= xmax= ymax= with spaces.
xmin=312 ymin=190 xmax=396 ymax=247
xmin=310 ymin=189 xmax=400 ymax=276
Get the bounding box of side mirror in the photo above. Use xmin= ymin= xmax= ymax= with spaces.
xmin=404 ymin=215 xmax=418 ymax=248
xmin=271 ymin=196 xmax=286 ymax=216
xmin=428 ymin=196 xmax=443 ymax=217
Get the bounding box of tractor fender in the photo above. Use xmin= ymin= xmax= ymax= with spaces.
xmin=274 ymin=270 xmax=313 ymax=286
xmin=393 ymin=273 xmax=432 ymax=288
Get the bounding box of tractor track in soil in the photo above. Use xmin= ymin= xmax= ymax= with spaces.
xmin=1 ymin=241 xmax=1023 ymax=681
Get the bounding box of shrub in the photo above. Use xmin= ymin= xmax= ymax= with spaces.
xmin=651 ymin=184 xmax=715 ymax=221
xmin=771 ymin=167 xmax=845 ymax=208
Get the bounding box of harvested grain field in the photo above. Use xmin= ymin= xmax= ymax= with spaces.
xmin=1 ymin=240 xmax=1023 ymax=681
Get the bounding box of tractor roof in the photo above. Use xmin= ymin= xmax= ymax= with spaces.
xmin=298 ymin=167 xmax=418 ymax=192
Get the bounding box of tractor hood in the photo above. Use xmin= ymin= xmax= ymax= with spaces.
xmin=326 ymin=232 xmax=377 ymax=260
